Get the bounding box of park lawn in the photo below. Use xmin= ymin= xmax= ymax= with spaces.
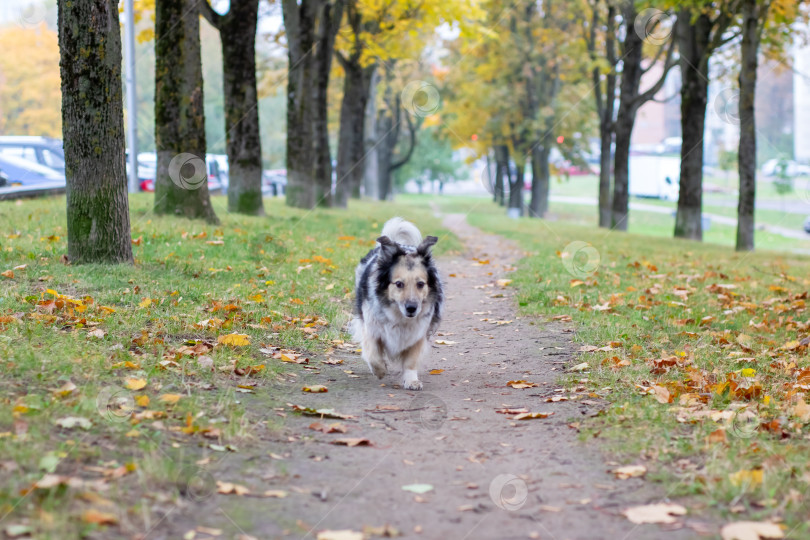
xmin=401 ymin=193 xmax=810 ymax=252
xmin=0 ymin=194 xmax=458 ymax=538
xmin=426 ymin=196 xmax=810 ymax=535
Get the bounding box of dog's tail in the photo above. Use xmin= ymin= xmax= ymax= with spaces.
xmin=381 ymin=217 xmax=422 ymax=247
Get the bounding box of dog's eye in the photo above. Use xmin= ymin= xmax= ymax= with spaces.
xmin=416 ymin=282 xmax=425 ymax=289
xmin=395 ymin=281 xmax=404 ymax=289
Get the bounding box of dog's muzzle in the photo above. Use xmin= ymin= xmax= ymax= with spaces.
xmin=405 ymin=302 xmax=418 ymax=317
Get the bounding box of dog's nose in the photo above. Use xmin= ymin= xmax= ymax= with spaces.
xmin=405 ymin=303 xmax=418 ymax=315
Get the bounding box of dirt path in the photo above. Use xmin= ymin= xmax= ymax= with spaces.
xmin=156 ymin=215 xmax=705 ymax=540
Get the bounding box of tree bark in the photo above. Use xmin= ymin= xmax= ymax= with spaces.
xmin=736 ymin=0 xmax=762 ymax=252
xmin=612 ymin=1 xmax=676 ymax=231
xmin=202 ymin=0 xmax=264 ymax=216
xmin=594 ymin=2 xmax=616 ymax=228
xmin=376 ymin=98 xmax=398 ymax=200
xmin=154 ymin=0 xmax=218 ymax=223
xmin=611 ymin=3 xmax=644 ymax=231
xmin=58 ymin=0 xmax=133 ymax=264
xmin=529 ymin=140 xmax=550 ymax=218
xmin=493 ymin=148 xmax=504 ymax=205
xmin=335 ymin=58 xmax=374 ymax=207
xmin=508 ymin=153 xmax=523 ymax=214
xmin=281 ymin=0 xmax=343 ymax=209
xmin=674 ymin=10 xmax=712 ymax=240
xmin=362 ymin=68 xmax=381 ymax=200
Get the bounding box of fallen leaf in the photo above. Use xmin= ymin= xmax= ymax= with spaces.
xmin=4 ymin=525 xmax=33 ymax=538
xmin=429 ymin=369 xmax=444 ymax=375
xmin=316 ymin=531 xmax=364 ymax=540
xmin=622 ymin=503 xmax=687 ymax=524
xmin=158 ymin=394 xmax=182 ymax=404
xmin=290 ymin=405 xmax=353 ymax=419
xmin=87 ymin=328 xmax=106 ymax=339
xmin=54 ymin=417 xmax=92 ymax=430
xmin=125 ymin=378 xmax=147 ymax=390
xmin=513 ymin=412 xmax=553 ymax=420
xmin=1 ymin=270 xmax=14 ymax=279
xmin=309 ymin=422 xmax=348 ymax=434
xmin=720 ymin=521 xmax=784 ymax=540
xmin=652 ymin=385 xmax=672 ymax=404
xmin=216 ymin=481 xmax=250 ymax=496
xmin=303 ymin=385 xmax=328 ymax=393
xmin=331 ymin=438 xmax=371 ymax=447
xmin=218 ymin=333 xmax=250 ymax=347
xmin=507 ymin=380 xmax=538 ymax=389
xmin=262 ymin=490 xmax=288 ymax=498
xmin=729 ymin=469 xmax=763 ymax=488
xmin=790 ymin=399 xmax=810 ymax=422
xmin=613 ymin=465 xmax=647 ymax=479
xmin=401 ymin=484 xmax=434 ymax=494
xmin=135 ymin=395 xmax=150 ymax=407
xmin=81 ymin=509 xmax=118 ymax=526
xmin=434 ymin=340 xmax=457 ymax=345
xmin=569 ymin=362 xmax=589 ymax=372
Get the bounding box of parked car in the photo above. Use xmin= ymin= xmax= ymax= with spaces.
xmin=0 ymin=136 xmax=65 ymax=174
xmin=0 ymin=168 xmax=8 ymax=187
xmin=209 ymin=154 xmax=229 ymax=193
xmin=262 ymin=169 xmax=287 ymax=196
xmin=125 ymin=151 xmax=157 ymax=191
xmin=135 ymin=152 xmax=223 ymax=193
xmin=762 ymin=158 xmax=810 ymax=178
xmin=804 ymin=216 xmax=810 ymax=234
xmin=0 ymin=154 xmax=66 ymax=186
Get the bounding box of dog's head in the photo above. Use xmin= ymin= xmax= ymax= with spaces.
xmin=376 ymin=235 xmax=439 ymax=319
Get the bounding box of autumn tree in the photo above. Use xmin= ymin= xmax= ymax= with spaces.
xmin=611 ymin=1 xmax=677 ymax=231
xmin=674 ymin=2 xmax=735 ymax=240
xmin=735 ymin=0 xmax=804 ymax=251
xmin=585 ymin=0 xmax=617 ymax=228
xmin=201 ymin=0 xmax=265 ymax=216
xmin=57 ymin=0 xmax=133 ymax=263
xmin=153 ymin=0 xmax=218 ymax=223
xmin=282 ymin=0 xmax=343 ymax=209
xmin=0 ymin=24 xmax=61 ymax=137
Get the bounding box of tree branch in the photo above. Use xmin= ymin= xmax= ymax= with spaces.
xmin=200 ymin=0 xmax=223 ymax=29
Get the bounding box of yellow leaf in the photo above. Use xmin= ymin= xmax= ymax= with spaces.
xmin=303 ymin=385 xmax=328 ymax=393
xmin=1 ymin=270 xmax=13 ymax=279
xmin=218 ymin=333 xmax=250 ymax=347
xmin=729 ymin=469 xmax=763 ymax=488
xmin=139 ymin=297 xmax=153 ymax=308
xmin=125 ymin=378 xmax=147 ymax=391
xmin=81 ymin=509 xmax=118 ymax=525
xmin=429 ymin=369 xmax=444 ymax=375
xmin=158 ymin=393 xmax=182 ymax=404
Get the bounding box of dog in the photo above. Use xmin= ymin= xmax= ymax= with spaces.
xmin=350 ymin=217 xmax=443 ymax=390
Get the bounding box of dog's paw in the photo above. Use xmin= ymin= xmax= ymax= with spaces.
xmin=402 ymin=369 xmax=422 ymax=390
xmin=402 ymin=379 xmax=423 ymax=391
xmin=370 ymin=361 xmax=387 ymax=379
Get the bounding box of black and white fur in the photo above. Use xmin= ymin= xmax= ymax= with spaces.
xmin=350 ymin=217 xmax=443 ymax=390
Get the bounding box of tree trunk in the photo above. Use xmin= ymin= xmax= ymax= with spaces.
xmin=210 ymin=0 xmax=264 ymax=216
xmin=611 ymin=4 xmax=643 ymax=231
xmin=529 ymin=142 xmax=550 ymax=218
xmin=362 ymin=68 xmax=381 ymax=199
xmin=675 ymin=10 xmax=711 ymax=240
xmin=281 ymin=0 xmax=342 ymax=209
xmin=335 ymin=60 xmax=374 ymax=207
xmin=58 ymin=0 xmax=133 ymax=264
xmin=495 ymin=144 xmax=510 ymax=207
xmin=508 ymin=155 xmax=523 ymax=215
xmin=736 ymin=0 xmax=760 ymax=252
xmin=598 ymin=126 xmax=613 ymax=227
xmin=154 ymin=0 xmax=218 ymax=223
xmin=376 ymin=102 xmax=398 ymax=200
xmin=493 ymin=149 xmax=504 ymax=205
xmin=596 ymin=4 xmax=616 ymax=229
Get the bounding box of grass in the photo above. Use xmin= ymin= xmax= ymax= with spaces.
xmin=401 ymin=193 xmax=810 ymax=253
xmin=0 ymin=194 xmax=459 ymax=538
xmin=426 ymin=194 xmax=810 ymax=535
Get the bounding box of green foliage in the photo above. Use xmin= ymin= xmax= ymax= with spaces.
xmin=393 ymin=127 xmax=467 ymax=188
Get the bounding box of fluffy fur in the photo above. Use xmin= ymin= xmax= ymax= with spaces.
xmin=351 ymin=217 xmax=443 ymax=390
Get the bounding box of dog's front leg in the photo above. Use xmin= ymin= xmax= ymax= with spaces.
xmin=362 ymin=335 xmax=387 ymax=379
xmin=401 ymin=338 xmax=426 ymax=390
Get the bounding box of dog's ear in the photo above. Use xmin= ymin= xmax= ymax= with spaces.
xmin=417 ymin=236 xmax=438 ymax=256
xmin=377 ymin=235 xmax=401 ymax=259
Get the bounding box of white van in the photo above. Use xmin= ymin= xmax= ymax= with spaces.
xmin=629 ymin=154 xmax=680 ymax=201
